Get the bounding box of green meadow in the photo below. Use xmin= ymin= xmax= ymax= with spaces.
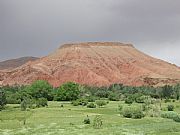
xmin=1 ymin=101 xmax=180 ymax=135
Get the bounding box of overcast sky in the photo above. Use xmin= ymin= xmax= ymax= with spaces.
xmin=0 ymin=0 xmax=180 ymax=65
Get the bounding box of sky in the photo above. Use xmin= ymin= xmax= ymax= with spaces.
xmin=0 ymin=0 xmax=180 ymax=66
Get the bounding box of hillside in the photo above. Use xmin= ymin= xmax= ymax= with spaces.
xmin=0 ymin=57 xmax=38 ymax=70
xmin=0 ymin=42 xmax=180 ymax=87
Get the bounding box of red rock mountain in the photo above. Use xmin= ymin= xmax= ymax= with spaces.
xmin=0 ymin=57 xmax=38 ymax=70
xmin=0 ymin=42 xmax=180 ymax=87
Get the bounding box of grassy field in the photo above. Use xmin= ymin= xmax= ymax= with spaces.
xmin=0 ymin=101 xmax=180 ymax=135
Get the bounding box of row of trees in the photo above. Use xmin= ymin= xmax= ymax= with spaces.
xmin=0 ymin=80 xmax=180 ymax=110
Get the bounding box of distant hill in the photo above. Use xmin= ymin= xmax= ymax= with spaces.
xmin=0 ymin=42 xmax=180 ymax=87
xmin=0 ymin=57 xmax=38 ymax=70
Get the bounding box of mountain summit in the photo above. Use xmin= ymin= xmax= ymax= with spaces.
xmin=0 ymin=42 xmax=180 ymax=87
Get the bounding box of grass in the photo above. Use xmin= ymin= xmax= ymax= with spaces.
xmin=0 ymin=101 xmax=180 ymax=135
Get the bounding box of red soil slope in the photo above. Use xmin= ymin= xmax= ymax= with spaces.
xmin=0 ymin=42 xmax=180 ymax=87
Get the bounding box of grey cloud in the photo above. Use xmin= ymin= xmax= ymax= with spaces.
xmin=0 ymin=0 xmax=180 ymax=65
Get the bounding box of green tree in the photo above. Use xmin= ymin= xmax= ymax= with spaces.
xmin=0 ymin=90 xmax=6 ymax=110
xmin=26 ymin=80 xmax=53 ymax=100
xmin=162 ymin=85 xmax=173 ymax=99
xmin=55 ymin=82 xmax=80 ymax=101
xmin=174 ymin=84 xmax=180 ymax=100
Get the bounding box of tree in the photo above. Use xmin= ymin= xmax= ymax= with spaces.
xmin=174 ymin=84 xmax=180 ymax=100
xmin=0 ymin=90 xmax=6 ymax=111
xmin=21 ymin=99 xmax=27 ymax=111
xmin=162 ymin=85 xmax=173 ymax=99
xmin=26 ymin=80 xmax=53 ymax=100
xmin=55 ymin=82 xmax=80 ymax=101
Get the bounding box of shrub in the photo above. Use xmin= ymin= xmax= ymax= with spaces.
xmin=147 ymin=105 xmax=161 ymax=117
xmin=6 ymin=97 xmax=21 ymax=104
xmin=122 ymin=107 xmax=132 ymax=118
xmin=161 ymin=111 xmax=178 ymax=119
xmin=165 ymin=99 xmax=171 ymax=103
xmin=84 ymin=115 xmax=91 ymax=124
xmin=125 ymin=97 xmax=133 ymax=104
xmin=95 ymin=100 xmax=107 ymax=107
xmin=36 ymin=98 xmax=48 ymax=108
xmin=93 ymin=115 xmax=103 ymax=129
xmin=173 ymin=114 xmax=180 ymax=122
xmin=21 ymin=100 xmax=27 ymax=111
xmin=167 ymin=105 xmax=174 ymax=111
xmin=132 ymin=107 xmax=145 ymax=119
xmin=122 ymin=106 xmax=144 ymax=119
xmin=72 ymin=100 xmax=79 ymax=106
xmin=108 ymin=92 xmax=119 ymax=101
xmin=86 ymin=96 xmax=96 ymax=102
xmin=118 ymin=104 xmax=123 ymax=112
xmin=77 ymin=98 xmax=88 ymax=106
xmin=72 ymin=99 xmax=88 ymax=106
xmin=135 ymin=96 xmax=146 ymax=103
xmin=87 ymin=103 xmax=96 ymax=108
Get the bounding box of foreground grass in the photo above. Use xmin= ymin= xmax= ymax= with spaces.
xmin=0 ymin=101 xmax=180 ymax=135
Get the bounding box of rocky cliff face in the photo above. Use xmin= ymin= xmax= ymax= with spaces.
xmin=0 ymin=42 xmax=180 ymax=87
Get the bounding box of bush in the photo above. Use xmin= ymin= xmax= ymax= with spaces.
xmin=122 ymin=107 xmax=132 ymax=118
xmin=135 ymin=96 xmax=146 ymax=103
xmin=161 ymin=111 xmax=178 ymax=119
xmin=21 ymin=100 xmax=27 ymax=111
xmin=122 ymin=106 xmax=144 ymax=119
xmin=84 ymin=115 xmax=91 ymax=124
xmin=95 ymin=100 xmax=107 ymax=107
xmin=108 ymin=92 xmax=119 ymax=101
xmin=167 ymin=105 xmax=174 ymax=111
xmin=118 ymin=104 xmax=123 ymax=112
xmin=87 ymin=103 xmax=96 ymax=108
xmin=36 ymin=98 xmax=48 ymax=107
xmin=72 ymin=99 xmax=88 ymax=106
xmin=7 ymin=97 xmax=21 ymax=104
xmin=147 ymin=105 xmax=161 ymax=117
xmin=132 ymin=107 xmax=145 ymax=119
xmin=93 ymin=115 xmax=103 ymax=129
xmin=125 ymin=97 xmax=133 ymax=104
xmin=173 ymin=114 xmax=180 ymax=122
xmin=77 ymin=98 xmax=88 ymax=106
xmin=165 ymin=99 xmax=171 ymax=103
xmin=72 ymin=100 xmax=79 ymax=106
xmin=86 ymin=96 xmax=96 ymax=102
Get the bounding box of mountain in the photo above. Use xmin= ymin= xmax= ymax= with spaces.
xmin=0 ymin=57 xmax=38 ymax=70
xmin=0 ymin=42 xmax=180 ymax=87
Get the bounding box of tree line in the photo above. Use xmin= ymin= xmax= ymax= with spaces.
xmin=0 ymin=80 xmax=180 ymax=111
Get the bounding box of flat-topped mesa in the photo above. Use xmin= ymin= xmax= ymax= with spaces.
xmin=59 ymin=42 xmax=134 ymax=49
xmin=1 ymin=41 xmax=180 ymax=87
